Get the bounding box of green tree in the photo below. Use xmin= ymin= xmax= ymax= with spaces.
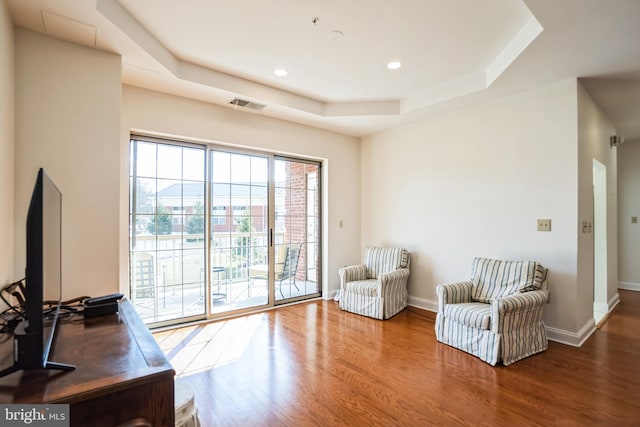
xmin=148 ymin=204 xmax=172 ymax=235
xmin=237 ymin=215 xmax=251 ymax=233
xmin=186 ymin=201 xmax=205 ymax=234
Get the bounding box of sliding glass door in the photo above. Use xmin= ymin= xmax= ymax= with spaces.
xmin=209 ymin=150 xmax=270 ymax=313
xmin=129 ymin=140 xmax=206 ymax=325
xmin=129 ymin=138 xmax=321 ymax=326
xmin=274 ymin=158 xmax=321 ymax=302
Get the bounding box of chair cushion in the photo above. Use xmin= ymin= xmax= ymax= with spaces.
xmin=471 ymin=258 xmax=544 ymax=303
xmin=364 ymin=247 xmax=408 ymax=279
xmin=345 ymin=279 xmax=378 ymax=297
xmin=443 ymin=302 xmax=491 ymax=330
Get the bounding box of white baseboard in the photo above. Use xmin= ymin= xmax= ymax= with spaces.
xmin=618 ymin=281 xmax=640 ymax=292
xmin=594 ymin=292 xmax=621 ymax=327
xmin=608 ymin=292 xmax=621 ymax=312
xmin=593 ymin=292 xmax=619 ymax=316
xmin=325 ymin=288 xmax=338 ymax=300
xmin=593 ymin=301 xmax=609 ymax=318
xmin=406 ymin=294 xmax=600 ymax=347
xmin=407 ymin=295 xmax=438 ymax=313
xmin=546 ymin=318 xmax=596 ymax=347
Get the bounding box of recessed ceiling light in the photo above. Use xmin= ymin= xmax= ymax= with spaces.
xmin=387 ymin=61 xmax=403 ymax=70
xmin=274 ymin=68 xmax=288 ymax=77
xmin=328 ymin=30 xmax=343 ymax=40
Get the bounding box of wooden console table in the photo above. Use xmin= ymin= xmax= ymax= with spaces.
xmin=0 ymin=299 xmax=175 ymax=426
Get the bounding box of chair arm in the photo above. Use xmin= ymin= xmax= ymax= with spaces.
xmin=378 ymin=268 xmax=410 ymax=298
xmin=338 ymin=264 xmax=367 ymax=287
xmin=491 ymin=289 xmax=549 ymax=333
xmin=494 ymin=289 xmax=549 ymax=313
xmin=436 ymin=281 xmax=473 ymax=308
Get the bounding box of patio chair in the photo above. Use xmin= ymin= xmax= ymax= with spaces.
xmin=277 ymin=244 xmax=301 ymax=298
xmin=250 ymin=244 xmax=302 ymax=298
xmin=131 ymin=253 xmax=156 ymax=298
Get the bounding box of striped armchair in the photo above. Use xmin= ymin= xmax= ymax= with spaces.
xmin=435 ymin=257 xmax=549 ymax=366
xmin=339 ymin=247 xmax=410 ymax=320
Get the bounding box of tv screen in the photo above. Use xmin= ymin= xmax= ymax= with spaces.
xmin=26 ymin=168 xmax=63 ymax=365
xmin=0 ymin=168 xmax=74 ymax=377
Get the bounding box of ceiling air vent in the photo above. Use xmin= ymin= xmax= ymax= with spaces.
xmin=230 ymin=98 xmax=266 ymax=111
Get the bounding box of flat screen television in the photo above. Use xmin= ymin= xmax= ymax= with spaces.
xmin=0 ymin=168 xmax=75 ymax=377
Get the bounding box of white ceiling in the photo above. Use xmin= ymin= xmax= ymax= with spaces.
xmin=7 ymin=0 xmax=640 ymax=139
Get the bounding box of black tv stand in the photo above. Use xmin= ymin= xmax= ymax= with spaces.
xmin=44 ymin=361 xmax=76 ymax=371
xmin=0 ymin=320 xmax=75 ymax=378
xmin=0 ymin=361 xmax=74 ymax=378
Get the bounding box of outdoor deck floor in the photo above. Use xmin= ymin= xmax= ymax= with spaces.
xmin=133 ymin=279 xmax=319 ymax=324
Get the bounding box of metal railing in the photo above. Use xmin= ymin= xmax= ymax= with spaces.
xmin=130 ymin=231 xmax=291 ymax=289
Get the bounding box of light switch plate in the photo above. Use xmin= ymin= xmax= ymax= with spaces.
xmin=537 ymin=219 xmax=551 ymax=231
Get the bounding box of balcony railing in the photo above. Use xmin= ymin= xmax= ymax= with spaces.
xmin=130 ymin=231 xmax=300 ymax=289
xmin=131 ymin=231 xmax=318 ymax=324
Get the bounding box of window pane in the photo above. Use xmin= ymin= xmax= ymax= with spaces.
xmin=251 ymin=157 xmax=268 ymax=184
xmin=157 ymin=144 xmax=182 ymax=179
xmin=231 ymin=154 xmax=251 ymax=183
xmin=212 ymin=151 xmax=230 ymax=183
xmin=290 ymin=163 xmax=306 ymax=189
xmin=274 ymin=160 xmax=288 ymax=188
xmin=131 ymin=177 xmax=156 ymax=214
xmin=183 ymin=147 xmax=205 ymax=181
xmin=135 ymin=142 xmax=157 ymax=178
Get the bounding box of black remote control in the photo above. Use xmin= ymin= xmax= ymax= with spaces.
xmin=84 ymin=293 xmax=124 ymax=306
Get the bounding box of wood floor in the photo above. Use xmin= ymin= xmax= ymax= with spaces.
xmin=154 ymin=290 xmax=640 ymax=426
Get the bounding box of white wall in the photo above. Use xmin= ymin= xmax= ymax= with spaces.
xmin=14 ymin=30 xmax=121 ymax=300
xmin=576 ymin=83 xmax=618 ymax=327
xmin=362 ymin=79 xmax=580 ymax=334
xmin=618 ymin=141 xmax=640 ymax=291
xmin=121 ymin=86 xmax=361 ymax=296
xmin=0 ymin=0 xmax=14 ymax=289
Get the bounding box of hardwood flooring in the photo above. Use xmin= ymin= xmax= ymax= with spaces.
xmin=154 ymin=290 xmax=640 ymax=426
